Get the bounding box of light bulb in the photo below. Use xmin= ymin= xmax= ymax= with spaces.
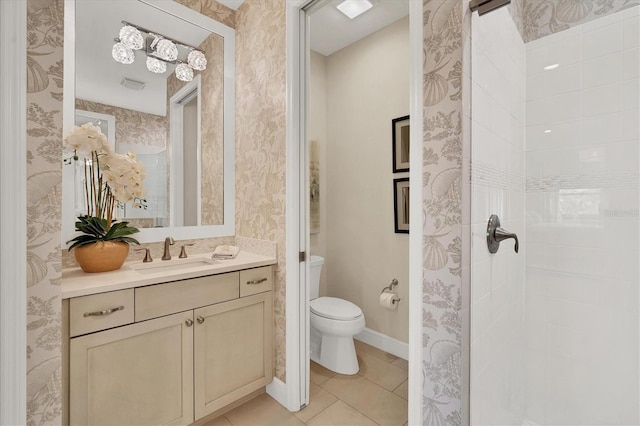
xmin=175 ymin=63 xmax=193 ymax=82
xmin=156 ymin=39 xmax=178 ymax=62
xmin=187 ymin=50 xmax=207 ymax=71
xmin=119 ymin=25 xmax=144 ymax=50
xmin=112 ymin=42 xmax=134 ymax=64
xmin=146 ymin=57 xmax=166 ymax=74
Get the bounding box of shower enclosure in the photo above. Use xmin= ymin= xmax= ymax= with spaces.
xmin=470 ymin=2 xmax=639 ymax=425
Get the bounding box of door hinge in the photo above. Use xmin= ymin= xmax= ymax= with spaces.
xmin=299 ymin=251 xmax=306 ymax=262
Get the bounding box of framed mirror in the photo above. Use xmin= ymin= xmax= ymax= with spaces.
xmin=62 ymin=0 xmax=235 ymax=244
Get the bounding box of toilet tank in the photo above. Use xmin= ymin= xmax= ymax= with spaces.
xmin=309 ymin=255 xmax=324 ymax=300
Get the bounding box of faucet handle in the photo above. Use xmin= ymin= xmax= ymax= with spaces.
xmin=179 ymin=244 xmax=194 ymax=259
xmin=162 ymin=236 xmax=175 ymax=261
xmin=486 ymin=214 xmax=519 ymax=254
xmin=135 ymin=247 xmax=153 ymax=263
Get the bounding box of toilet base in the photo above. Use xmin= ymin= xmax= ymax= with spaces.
xmin=310 ymin=329 xmax=359 ymax=375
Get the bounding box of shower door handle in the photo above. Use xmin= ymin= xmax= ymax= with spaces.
xmin=487 ymin=214 xmax=519 ymax=253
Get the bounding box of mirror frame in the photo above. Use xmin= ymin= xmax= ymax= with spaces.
xmin=62 ymin=0 xmax=235 ymax=245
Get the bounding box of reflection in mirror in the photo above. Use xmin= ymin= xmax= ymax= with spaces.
xmin=63 ymin=0 xmax=235 ymax=243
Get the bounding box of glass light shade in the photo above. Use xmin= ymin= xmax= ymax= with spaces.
xmin=336 ymin=0 xmax=373 ymax=19
xmin=112 ymin=42 xmax=135 ymax=65
xmin=146 ymin=57 xmax=166 ymax=74
xmin=187 ymin=50 xmax=207 ymax=71
xmin=119 ymin=25 xmax=144 ymax=50
xmin=156 ymin=39 xmax=178 ymax=61
xmin=175 ymin=63 xmax=194 ymax=82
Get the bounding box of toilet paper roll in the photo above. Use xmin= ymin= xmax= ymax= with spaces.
xmin=380 ymin=292 xmax=398 ymax=310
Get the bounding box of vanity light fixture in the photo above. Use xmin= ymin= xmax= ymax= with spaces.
xmin=111 ymin=21 xmax=207 ymax=82
xmin=119 ymin=25 xmax=144 ymax=50
xmin=336 ymin=0 xmax=373 ymax=19
xmin=112 ymin=42 xmax=135 ymax=65
xmin=175 ymin=63 xmax=194 ymax=82
xmin=146 ymin=57 xmax=167 ymax=74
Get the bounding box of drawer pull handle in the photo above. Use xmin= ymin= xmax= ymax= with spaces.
xmin=247 ymin=277 xmax=268 ymax=285
xmin=83 ymin=305 xmax=124 ymax=317
xmin=197 ymin=316 xmax=205 ymax=324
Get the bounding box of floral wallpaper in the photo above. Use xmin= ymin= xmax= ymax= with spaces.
xmin=75 ymin=99 xmax=167 ymax=149
xmin=512 ymin=0 xmax=640 ymax=42
xmin=422 ymin=0 xmax=466 ymax=424
xmin=26 ymin=0 xmax=64 ymax=424
xmin=175 ymin=0 xmax=236 ymax=29
xmin=234 ymin=0 xmax=287 ymax=381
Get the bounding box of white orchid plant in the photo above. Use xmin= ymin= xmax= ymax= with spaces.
xmin=64 ymin=123 xmax=147 ymax=250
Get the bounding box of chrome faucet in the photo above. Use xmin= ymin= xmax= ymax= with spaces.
xmin=162 ymin=237 xmax=175 ymax=260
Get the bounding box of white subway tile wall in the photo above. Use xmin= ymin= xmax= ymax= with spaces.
xmin=523 ymin=7 xmax=639 ymax=426
xmin=472 ymin=5 xmax=640 ymax=426
xmin=470 ymin=6 xmax=527 ymax=426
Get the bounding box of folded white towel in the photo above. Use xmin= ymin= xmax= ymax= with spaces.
xmin=212 ymin=245 xmax=240 ymax=259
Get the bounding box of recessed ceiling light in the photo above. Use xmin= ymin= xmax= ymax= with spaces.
xmin=544 ymin=129 xmax=552 ymax=133
xmin=543 ymin=63 xmax=560 ymax=71
xmin=336 ymin=0 xmax=373 ymax=19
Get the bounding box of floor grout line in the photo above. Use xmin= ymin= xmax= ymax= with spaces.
xmin=300 ymin=399 xmax=340 ymax=425
xmin=217 ymin=349 xmax=406 ymax=426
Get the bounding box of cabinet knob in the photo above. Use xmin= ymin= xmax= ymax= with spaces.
xmin=185 ymin=319 xmax=194 ymax=327
xmin=197 ymin=316 xmax=205 ymax=324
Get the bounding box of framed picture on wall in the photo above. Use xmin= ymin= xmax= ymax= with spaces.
xmin=392 ymin=115 xmax=410 ymax=172
xmin=393 ymin=177 xmax=410 ymax=234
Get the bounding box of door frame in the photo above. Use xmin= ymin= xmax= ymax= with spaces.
xmin=281 ymin=0 xmax=424 ymax=422
xmin=0 ymin=0 xmax=27 ymax=423
xmin=266 ymin=0 xmax=311 ymax=412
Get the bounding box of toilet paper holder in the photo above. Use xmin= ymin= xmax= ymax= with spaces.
xmin=381 ymin=279 xmax=401 ymax=304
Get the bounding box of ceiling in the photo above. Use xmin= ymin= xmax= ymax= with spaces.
xmin=309 ymin=0 xmax=409 ymax=56
xmin=208 ymin=0 xmax=409 ymax=56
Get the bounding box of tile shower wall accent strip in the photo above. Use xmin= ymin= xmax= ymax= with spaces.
xmin=527 ymin=172 xmax=640 ymax=191
xmin=470 ymin=161 xmax=526 ymax=191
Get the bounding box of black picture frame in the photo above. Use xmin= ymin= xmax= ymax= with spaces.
xmin=393 ymin=177 xmax=410 ymax=234
xmin=392 ymin=115 xmax=410 ymax=173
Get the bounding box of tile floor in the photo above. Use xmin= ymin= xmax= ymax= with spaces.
xmin=204 ymin=340 xmax=408 ymax=426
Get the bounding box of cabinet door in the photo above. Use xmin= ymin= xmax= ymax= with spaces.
xmin=194 ymin=292 xmax=273 ymax=419
xmin=70 ymin=311 xmax=194 ymax=426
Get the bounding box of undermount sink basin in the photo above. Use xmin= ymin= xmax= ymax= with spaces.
xmin=131 ymin=257 xmax=217 ymax=274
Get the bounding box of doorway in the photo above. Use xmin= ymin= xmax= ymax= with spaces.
xmin=282 ymin=0 xmax=422 ymax=422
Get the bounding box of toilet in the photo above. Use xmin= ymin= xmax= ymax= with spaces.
xmin=309 ymin=256 xmax=365 ymax=375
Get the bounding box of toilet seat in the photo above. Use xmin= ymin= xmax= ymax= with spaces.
xmin=310 ymin=297 xmax=362 ymax=321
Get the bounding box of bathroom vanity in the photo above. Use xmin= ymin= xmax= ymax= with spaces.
xmin=62 ymin=251 xmax=276 ymax=425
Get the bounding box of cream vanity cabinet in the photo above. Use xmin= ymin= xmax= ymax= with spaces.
xmin=65 ymin=266 xmax=273 ymax=425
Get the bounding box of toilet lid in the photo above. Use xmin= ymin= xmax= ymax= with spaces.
xmin=310 ymin=297 xmax=363 ymax=320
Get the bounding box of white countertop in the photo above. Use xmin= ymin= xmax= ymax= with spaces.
xmin=62 ymin=251 xmax=277 ymax=299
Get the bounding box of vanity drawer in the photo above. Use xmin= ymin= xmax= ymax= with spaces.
xmin=69 ymin=289 xmax=134 ymax=337
xmin=135 ymin=272 xmax=239 ymax=321
xmin=240 ymin=266 xmax=273 ymax=297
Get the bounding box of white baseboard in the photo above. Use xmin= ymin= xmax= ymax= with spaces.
xmin=355 ymin=327 xmax=408 ymax=360
xmin=266 ymin=377 xmax=288 ymax=409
